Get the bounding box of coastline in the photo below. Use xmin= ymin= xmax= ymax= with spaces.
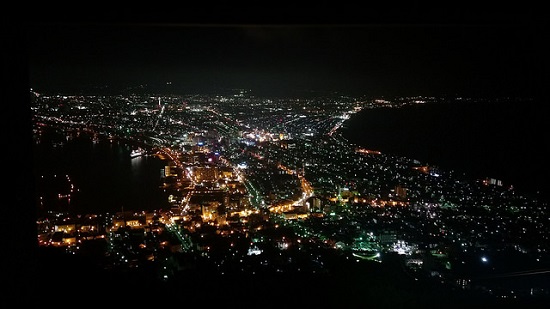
xmin=340 ymin=99 xmax=548 ymax=202
xmin=33 ymin=128 xmax=170 ymax=215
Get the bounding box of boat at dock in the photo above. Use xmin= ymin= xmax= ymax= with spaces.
xmin=130 ymin=147 xmax=146 ymax=158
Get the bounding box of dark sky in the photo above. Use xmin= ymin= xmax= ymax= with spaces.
xmin=24 ymin=8 xmax=548 ymax=98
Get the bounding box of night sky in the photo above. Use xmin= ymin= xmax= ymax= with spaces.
xmin=24 ymin=8 xmax=548 ymax=98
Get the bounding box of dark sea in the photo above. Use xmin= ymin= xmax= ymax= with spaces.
xmin=342 ymin=98 xmax=549 ymax=202
xmin=32 ymin=128 xmax=171 ymax=216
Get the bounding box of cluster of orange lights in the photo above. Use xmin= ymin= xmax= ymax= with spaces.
xmin=355 ymin=148 xmax=381 ymax=155
xmin=412 ymin=166 xmax=431 ymax=174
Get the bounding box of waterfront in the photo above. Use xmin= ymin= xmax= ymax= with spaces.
xmin=342 ymin=98 xmax=548 ymax=202
xmin=33 ymin=127 xmax=171 ymax=216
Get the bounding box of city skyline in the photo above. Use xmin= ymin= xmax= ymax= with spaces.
xmin=26 ymin=91 xmax=549 ymax=307
xmin=7 ymin=7 xmax=549 ymax=307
